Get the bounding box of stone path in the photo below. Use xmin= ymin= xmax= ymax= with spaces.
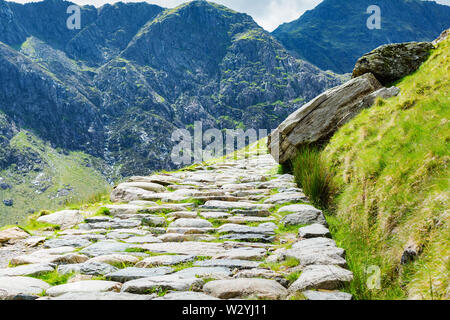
xmin=0 ymin=150 xmax=353 ymax=300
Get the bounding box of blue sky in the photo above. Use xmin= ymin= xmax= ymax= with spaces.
xmin=10 ymin=0 xmax=450 ymax=31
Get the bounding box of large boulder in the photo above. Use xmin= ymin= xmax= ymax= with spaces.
xmin=352 ymin=42 xmax=434 ymax=85
xmin=268 ymin=73 xmax=399 ymax=164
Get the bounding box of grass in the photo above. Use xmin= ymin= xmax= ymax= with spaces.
xmin=321 ymin=37 xmax=450 ymax=300
xmin=291 ymin=145 xmax=335 ymax=209
xmin=31 ymin=271 xmax=74 ymax=286
xmin=260 ymin=257 xmax=300 ymax=272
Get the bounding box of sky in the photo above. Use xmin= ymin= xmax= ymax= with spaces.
xmin=8 ymin=0 xmax=450 ymax=31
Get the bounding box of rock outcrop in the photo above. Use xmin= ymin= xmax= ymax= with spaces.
xmin=352 ymin=42 xmax=434 ymax=85
xmin=268 ymin=73 xmax=399 ymax=164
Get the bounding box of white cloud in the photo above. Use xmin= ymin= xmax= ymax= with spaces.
xmin=8 ymin=0 xmax=450 ymax=31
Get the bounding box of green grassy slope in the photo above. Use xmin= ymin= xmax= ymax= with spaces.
xmin=0 ymin=130 xmax=110 ymax=227
xmin=322 ymin=37 xmax=449 ymax=299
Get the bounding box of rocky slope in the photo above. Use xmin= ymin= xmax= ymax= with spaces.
xmin=0 ymin=0 xmax=341 ymax=223
xmin=272 ymin=0 xmax=450 ymax=74
xmin=0 ymin=143 xmax=353 ymax=300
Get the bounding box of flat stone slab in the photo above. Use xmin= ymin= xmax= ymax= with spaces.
xmin=174 ymin=267 xmax=232 ymax=279
xmin=46 ymin=280 xmax=122 ymax=297
xmin=116 ymin=182 xmax=166 ymax=193
xmin=0 ymin=276 xmax=50 ymax=300
xmin=44 ymin=237 xmax=91 ymax=249
xmin=158 ymin=234 xmax=215 ymax=242
xmin=106 ymin=267 xmax=173 ymax=282
xmin=264 ymin=192 xmax=308 ymax=204
xmin=279 ymin=204 xmax=327 ymax=226
xmin=169 ymin=218 xmax=213 ymax=228
xmin=0 ymin=264 xmax=54 ymax=277
xmin=201 ymin=200 xmax=273 ymax=211
xmin=217 ymin=224 xmax=275 ymax=235
xmin=168 ymin=211 xmax=199 ymax=219
xmin=213 ymin=248 xmax=267 ymax=261
xmin=121 ymin=275 xmax=204 ymax=293
xmin=122 ymin=235 xmax=162 ymax=244
xmin=128 ymin=175 xmax=182 ymax=186
xmin=233 ymin=268 xmax=282 ymax=279
xmin=40 ymin=292 xmax=154 ymax=300
xmin=0 ymin=227 xmax=29 ymax=244
xmin=194 ymin=259 xmax=260 ymax=269
xmin=219 ymin=233 xmax=275 ymax=243
xmin=230 ymin=209 xmax=271 ymax=217
xmin=141 ymin=242 xmax=228 ymax=256
xmin=203 ymin=279 xmax=288 ymax=299
xmin=298 ymin=224 xmax=331 ymax=238
xmin=200 ymin=212 xmax=231 ymax=219
xmin=136 ymin=255 xmax=196 ymax=267
xmin=166 ymin=227 xmax=215 ymax=235
xmin=37 ymin=210 xmax=84 ymax=230
xmin=284 ymin=249 xmax=347 ymax=267
xmin=79 ymin=241 xmax=133 ymax=257
xmin=87 ymin=254 xmax=140 ymax=266
xmin=81 ymin=219 xmax=142 ymax=230
xmin=154 ymin=291 xmax=220 ymax=300
xmin=303 ymin=290 xmax=353 ymax=300
xmin=289 ymin=265 xmax=353 ymax=293
xmin=10 ymin=246 xmax=76 ymax=265
xmin=58 ymin=261 xmax=118 ymax=276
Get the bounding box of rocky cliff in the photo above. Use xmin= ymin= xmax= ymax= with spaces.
xmin=0 ymin=0 xmax=341 ymax=223
xmin=272 ymin=0 xmax=450 ymax=74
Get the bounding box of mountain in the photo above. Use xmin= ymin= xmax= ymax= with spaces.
xmin=0 ymin=0 xmax=341 ymax=224
xmin=272 ymin=0 xmax=450 ymax=74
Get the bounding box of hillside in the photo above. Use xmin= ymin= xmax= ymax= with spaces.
xmin=272 ymin=0 xmax=450 ymax=73
xmin=323 ymin=35 xmax=449 ymax=299
xmin=0 ymin=0 xmax=341 ymax=225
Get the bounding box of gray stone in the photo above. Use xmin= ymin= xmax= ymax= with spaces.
xmin=174 ymin=267 xmax=232 ymax=279
xmin=122 ymin=235 xmax=162 ymax=244
xmin=230 ymin=209 xmax=271 ymax=217
xmin=44 ymin=236 xmax=91 ymax=249
xmin=58 ymin=261 xmax=118 ymax=276
xmin=87 ymin=254 xmax=140 ymax=266
xmin=213 ymin=247 xmax=266 ymax=261
xmin=169 ymin=218 xmax=213 ymax=228
xmin=279 ymin=204 xmax=327 ymax=226
xmin=0 ymin=264 xmax=54 ymax=277
xmin=46 ymin=280 xmax=122 ymax=297
xmin=201 ymin=200 xmax=273 ymax=211
xmin=194 ymin=259 xmax=260 ymax=269
xmin=352 ymin=42 xmax=434 ymax=85
xmin=79 ymin=241 xmax=133 ymax=257
xmin=302 ymin=290 xmax=352 ymax=300
xmin=121 ymin=275 xmax=204 ymax=293
xmin=106 ymin=267 xmax=173 ymax=282
xmin=264 ymin=192 xmax=308 ymax=204
xmin=219 ymin=234 xmax=275 ymax=243
xmin=36 ymin=210 xmax=84 ymax=230
xmin=289 ymin=265 xmax=353 ymax=292
xmin=10 ymin=247 xmax=76 ymax=265
xmin=141 ymin=242 xmax=228 ymax=256
xmin=217 ymin=223 xmax=275 ymax=235
xmin=42 ymin=291 xmax=154 ymax=300
xmin=115 ymin=182 xmax=166 ymax=193
xmin=268 ymin=73 xmax=393 ymax=164
xmin=233 ymin=268 xmax=282 ymax=279
xmin=298 ymin=224 xmax=331 ymax=238
xmin=200 ymin=212 xmax=231 ymax=219
xmin=0 ymin=276 xmax=50 ymax=300
xmin=0 ymin=227 xmax=29 ymax=244
xmin=135 ymin=255 xmax=196 ymax=267
xmin=203 ymin=279 xmax=288 ymax=299
xmin=154 ymin=291 xmax=220 ymax=300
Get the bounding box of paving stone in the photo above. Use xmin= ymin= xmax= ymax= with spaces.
xmin=40 ymin=291 xmax=154 ymax=300
xmin=302 ymin=290 xmax=353 ymax=300
xmin=36 ymin=210 xmax=84 ymax=230
xmin=194 ymin=259 xmax=260 ymax=269
xmin=79 ymin=241 xmax=133 ymax=257
xmin=199 ymin=212 xmax=231 ymax=219
xmin=10 ymin=247 xmax=76 ymax=265
xmin=46 ymin=280 xmax=122 ymax=297
xmin=174 ymin=267 xmax=232 ymax=279
xmin=153 ymin=291 xmax=220 ymax=300
xmin=0 ymin=276 xmax=50 ymax=300
xmin=0 ymin=264 xmax=54 ymax=277
xmin=87 ymin=254 xmax=140 ymax=266
xmin=219 ymin=233 xmax=275 ymax=243
xmin=122 ymin=235 xmax=162 ymax=244
xmin=264 ymin=192 xmax=308 ymax=204
xmin=0 ymin=227 xmax=30 ymax=244
xmin=203 ymin=279 xmax=288 ymax=299
xmin=121 ymin=275 xmax=204 ymax=293
xmin=58 ymin=261 xmax=118 ymax=276
xmin=106 ymin=267 xmax=173 ymax=282
xmin=44 ymin=237 xmax=91 ymax=249
xmin=169 ymin=218 xmax=213 ymax=228
xmin=289 ymin=265 xmax=353 ymax=292
xmin=201 ymin=200 xmax=273 ymax=211
xmin=135 ymin=255 xmax=196 ymax=267
xmin=233 ymin=268 xmax=282 ymax=279
xmin=213 ymin=247 xmax=267 ymax=261
xmin=141 ymin=242 xmax=228 ymax=256
xmin=279 ymin=204 xmax=327 ymax=226
xmin=298 ymin=224 xmax=331 ymax=238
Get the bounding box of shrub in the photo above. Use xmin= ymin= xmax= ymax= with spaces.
xmin=291 ymin=145 xmax=334 ymax=209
